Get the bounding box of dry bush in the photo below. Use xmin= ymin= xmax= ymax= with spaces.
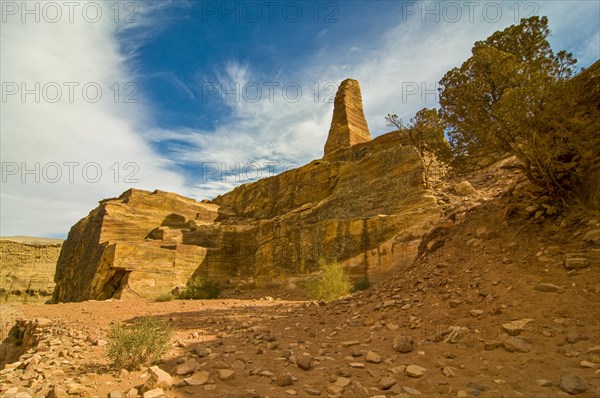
xmin=106 ymin=317 xmax=173 ymax=370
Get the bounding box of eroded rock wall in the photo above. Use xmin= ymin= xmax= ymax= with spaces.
xmin=0 ymin=238 xmax=62 ymax=296
xmin=52 ymin=78 xmax=442 ymax=302
xmin=52 ymin=190 xmax=220 ymax=302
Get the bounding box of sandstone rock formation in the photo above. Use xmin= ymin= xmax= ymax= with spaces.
xmin=52 ymin=190 xmax=219 ymax=302
xmin=0 ymin=237 xmax=62 ymax=296
xmin=324 ymin=79 xmax=371 ymax=156
xmin=52 ymin=79 xmax=442 ymax=302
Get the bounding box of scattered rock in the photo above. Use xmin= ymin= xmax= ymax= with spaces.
xmin=535 ymin=283 xmax=564 ymax=293
xmin=297 ymin=354 xmax=313 ymax=370
xmin=449 ymin=299 xmax=463 ymax=308
xmin=277 ymin=373 xmax=293 ymax=387
xmin=174 ymin=358 xmax=201 ymax=376
xmin=142 ymin=366 xmax=173 ymax=392
xmin=559 ymin=374 xmax=589 ymax=395
xmin=405 ymin=365 xmax=426 ymax=378
xmin=502 ymin=319 xmax=533 ymax=336
xmin=383 ymin=299 xmax=396 ymax=307
xmin=393 ymin=336 xmax=413 ymax=353
xmin=564 ymin=257 xmax=589 ymax=269
xmin=219 ymin=369 xmax=235 ymax=381
xmin=486 ymin=334 xmax=531 ymax=353
xmin=443 ymin=367 xmax=456 ymax=377
xmin=469 ymin=309 xmax=484 ymax=317
xmin=366 ymin=350 xmax=382 ymax=363
xmin=334 ymin=377 xmax=351 ymax=388
xmin=580 ymin=361 xmax=599 ymax=369
xmin=326 ymin=385 xmax=343 ymax=395
xmin=184 ymin=371 xmax=212 ymax=386
xmin=503 ymin=338 xmax=532 ymax=353
xmin=142 ymin=389 xmax=165 ymax=398
xmin=581 ymin=229 xmax=600 ymax=244
xmin=454 ymin=181 xmax=475 ymax=196
xmin=47 ymin=386 xmax=69 ymax=398
xmin=379 ymin=376 xmax=397 ymax=390
xmin=566 ymin=332 xmax=588 ymax=344
xmin=402 ymin=386 xmax=422 ymax=395
xmin=440 ymin=326 xmax=470 ymax=343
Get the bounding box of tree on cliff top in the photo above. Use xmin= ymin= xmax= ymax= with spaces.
xmin=438 ymin=16 xmax=593 ymax=202
xmin=385 ymin=109 xmax=450 ymax=160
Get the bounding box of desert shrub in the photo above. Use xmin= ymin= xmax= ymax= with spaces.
xmin=177 ymin=276 xmax=221 ymax=299
xmin=106 ymin=317 xmax=173 ymax=370
xmin=351 ymin=277 xmax=372 ymax=292
xmin=438 ymin=16 xmax=599 ymax=203
xmin=155 ymin=293 xmax=173 ymax=302
xmin=305 ymin=260 xmax=351 ymax=302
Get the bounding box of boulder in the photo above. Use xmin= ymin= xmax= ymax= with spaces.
xmin=559 ymin=374 xmax=589 ymax=395
xmin=183 ymin=371 xmax=212 ymax=386
xmin=454 ymin=181 xmax=475 ymax=196
xmin=141 ymin=366 xmax=173 ymax=392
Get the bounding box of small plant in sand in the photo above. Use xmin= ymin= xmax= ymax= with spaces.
xmin=154 ymin=292 xmax=173 ymax=302
xmin=306 ymin=259 xmax=352 ymax=302
xmin=351 ymin=277 xmax=372 ymax=292
xmin=176 ymin=276 xmax=221 ymax=299
xmin=106 ymin=317 xmax=173 ymax=370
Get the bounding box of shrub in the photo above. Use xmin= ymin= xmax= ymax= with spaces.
xmin=155 ymin=293 xmax=173 ymax=302
xmin=438 ymin=16 xmax=598 ymax=203
xmin=177 ymin=276 xmax=221 ymax=300
xmin=351 ymin=277 xmax=372 ymax=292
xmin=106 ymin=317 xmax=173 ymax=370
xmin=305 ymin=260 xmax=351 ymax=302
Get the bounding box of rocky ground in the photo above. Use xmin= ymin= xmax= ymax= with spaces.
xmin=1 ymin=159 xmax=599 ymax=398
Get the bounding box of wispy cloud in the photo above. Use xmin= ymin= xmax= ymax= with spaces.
xmin=2 ymin=1 xmax=597 ymax=237
xmin=155 ymin=1 xmax=599 ymax=202
xmin=1 ymin=2 xmax=187 ymax=237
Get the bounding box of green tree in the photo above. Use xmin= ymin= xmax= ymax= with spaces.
xmin=438 ymin=16 xmax=586 ymax=201
xmin=408 ymin=108 xmax=451 ymax=161
xmin=385 ymin=113 xmax=404 ymax=130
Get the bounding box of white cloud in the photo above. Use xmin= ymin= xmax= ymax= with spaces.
xmin=162 ymin=1 xmax=599 ymax=201
xmin=1 ymin=2 xmax=187 ymax=237
xmin=2 ymin=0 xmax=596 ymax=237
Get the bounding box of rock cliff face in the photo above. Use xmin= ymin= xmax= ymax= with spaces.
xmin=0 ymin=238 xmax=62 ymax=296
xmin=52 ymin=191 xmax=219 ymax=302
xmin=52 ymin=79 xmax=442 ymax=302
xmin=324 ymin=79 xmax=371 ymax=156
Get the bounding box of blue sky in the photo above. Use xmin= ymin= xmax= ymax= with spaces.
xmin=2 ymin=0 xmax=599 ymax=237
